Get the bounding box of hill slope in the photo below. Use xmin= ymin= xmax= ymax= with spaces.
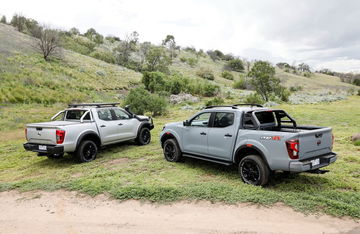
xmin=0 ymin=22 xmax=357 ymax=105
xmin=0 ymin=23 xmax=142 ymax=104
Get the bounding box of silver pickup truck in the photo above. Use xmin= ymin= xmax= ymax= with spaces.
xmin=24 ymin=103 xmax=154 ymax=162
xmin=160 ymin=104 xmax=336 ymax=186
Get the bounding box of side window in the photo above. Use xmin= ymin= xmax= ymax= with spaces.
xmin=83 ymin=112 xmax=91 ymax=120
xmin=190 ymin=112 xmax=211 ymax=127
xmin=243 ymin=112 xmax=256 ymax=129
xmin=213 ymin=112 xmax=234 ymax=128
xmin=113 ymin=108 xmax=130 ymax=120
xmin=97 ymin=109 xmax=112 ymax=121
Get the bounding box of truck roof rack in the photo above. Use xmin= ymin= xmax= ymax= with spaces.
xmin=204 ymin=105 xmax=238 ymax=109
xmin=233 ymin=103 xmax=263 ymax=107
xmin=68 ymin=103 xmax=120 ymax=108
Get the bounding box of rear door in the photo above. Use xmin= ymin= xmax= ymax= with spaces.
xmin=182 ymin=112 xmax=211 ymax=155
xmin=96 ymin=108 xmax=122 ymax=144
xmin=207 ymin=112 xmax=237 ymax=160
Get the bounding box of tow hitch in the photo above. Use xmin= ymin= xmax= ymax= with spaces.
xmin=307 ymin=169 xmax=330 ymax=174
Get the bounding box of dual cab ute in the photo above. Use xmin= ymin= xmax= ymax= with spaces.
xmin=24 ymin=103 xmax=154 ymax=162
xmin=160 ymin=104 xmax=337 ymax=186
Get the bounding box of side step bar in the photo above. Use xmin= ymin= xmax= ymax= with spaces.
xmin=182 ymin=153 xmax=232 ymax=166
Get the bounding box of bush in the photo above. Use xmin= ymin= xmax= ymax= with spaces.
xmin=225 ymin=59 xmax=244 ymax=72
xmin=180 ymin=57 xmax=198 ymax=67
xmin=353 ymin=79 xmax=360 ymax=86
xmin=196 ymin=68 xmax=215 ymax=80
xmin=124 ymin=87 xmax=168 ymax=116
xmin=244 ymin=93 xmax=264 ymax=104
xmin=147 ymin=94 xmax=168 ymax=116
xmin=357 ymin=89 xmax=360 ymax=96
xmin=205 ymin=97 xmax=224 ymax=106
xmin=221 ymin=71 xmax=234 ymax=80
xmin=203 ymin=83 xmax=220 ymax=96
xmin=233 ymin=78 xmax=246 ymax=89
xmin=303 ymin=72 xmax=311 ymax=78
xmin=89 ymin=49 xmax=116 ymax=64
xmin=142 ymin=72 xmax=166 ymax=93
xmin=275 ymin=86 xmax=291 ymax=102
xmin=289 ymin=86 xmax=303 ymax=92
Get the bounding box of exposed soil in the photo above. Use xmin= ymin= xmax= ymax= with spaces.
xmin=0 ymin=190 xmax=359 ymax=234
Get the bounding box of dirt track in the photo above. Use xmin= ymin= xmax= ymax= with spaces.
xmin=0 ymin=190 xmax=359 ymax=234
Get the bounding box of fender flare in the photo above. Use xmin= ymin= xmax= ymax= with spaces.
xmin=160 ymin=131 xmax=181 ymax=150
xmin=76 ymin=131 xmax=102 ymax=149
xmin=233 ymin=144 xmax=270 ymax=167
xmin=136 ymin=122 xmax=154 ymax=138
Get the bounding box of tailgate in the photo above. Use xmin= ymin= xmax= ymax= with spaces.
xmin=27 ymin=125 xmax=58 ymax=145
xmin=298 ymin=127 xmax=332 ymax=159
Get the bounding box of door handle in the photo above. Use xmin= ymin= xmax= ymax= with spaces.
xmin=100 ymin=125 xmax=106 ymax=128
xmin=200 ymin=132 xmax=207 ymax=135
xmin=224 ymin=133 xmax=232 ymax=137
xmin=118 ymin=123 xmax=123 ymax=126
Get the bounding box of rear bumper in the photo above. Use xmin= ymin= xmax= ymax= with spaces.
xmin=23 ymin=143 xmax=64 ymax=155
xmin=289 ymin=152 xmax=337 ymax=172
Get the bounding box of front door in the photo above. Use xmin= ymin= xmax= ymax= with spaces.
xmin=182 ymin=112 xmax=211 ymax=155
xmin=207 ymin=112 xmax=237 ymax=160
xmin=96 ymin=108 xmax=122 ymax=144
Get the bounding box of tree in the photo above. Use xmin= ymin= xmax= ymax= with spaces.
xmin=162 ymin=35 xmax=177 ymax=59
xmin=84 ymin=28 xmax=103 ymax=44
xmin=225 ymin=59 xmax=244 ymax=72
xmin=248 ymin=61 xmax=280 ymax=102
xmin=32 ymin=26 xmax=62 ymax=61
xmin=69 ymin=27 xmax=80 ymax=35
xmin=144 ymin=46 xmax=171 ymax=73
xmin=114 ymin=31 xmax=139 ymax=66
xmin=10 ymin=13 xmax=26 ymax=32
xmin=297 ymin=63 xmax=311 ymax=72
xmin=139 ymin=41 xmax=152 ymax=70
xmin=0 ymin=15 xmax=6 ymax=24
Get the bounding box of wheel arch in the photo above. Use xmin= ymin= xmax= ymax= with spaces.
xmin=160 ymin=132 xmax=180 ymax=149
xmin=76 ymin=131 xmax=101 ymax=150
xmin=136 ymin=122 xmax=153 ymax=137
xmin=234 ymin=145 xmax=270 ymax=167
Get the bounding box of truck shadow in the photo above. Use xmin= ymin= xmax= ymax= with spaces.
xmin=181 ymin=157 xmax=331 ymax=189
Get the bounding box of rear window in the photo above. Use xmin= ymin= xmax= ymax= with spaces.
xmin=255 ymin=112 xmax=275 ymax=124
xmin=65 ymin=110 xmax=88 ymax=120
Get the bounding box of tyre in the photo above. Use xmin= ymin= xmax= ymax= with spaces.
xmin=47 ymin=153 xmax=64 ymax=159
xmin=136 ymin=127 xmax=151 ymax=145
xmin=76 ymin=140 xmax=98 ymax=163
xmin=239 ymin=155 xmax=270 ymax=186
xmin=163 ymin=138 xmax=182 ymax=162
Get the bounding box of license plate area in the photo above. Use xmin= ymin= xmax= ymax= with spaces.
xmin=38 ymin=145 xmax=47 ymax=151
xmin=311 ymin=158 xmax=320 ymax=167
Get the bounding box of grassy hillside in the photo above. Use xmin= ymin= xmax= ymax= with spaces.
xmin=0 ymin=23 xmax=142 ymax=104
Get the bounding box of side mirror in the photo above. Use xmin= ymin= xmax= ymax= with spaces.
xmin=183 ymin=120 xmax=190 ymax=126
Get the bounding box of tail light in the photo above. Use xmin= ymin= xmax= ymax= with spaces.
xmin=286 ymin=139 xmax=299 ymax=159
xmin=25 ymin=128 xmax=28 ymax=141
xmin=56 ymin=130 xmax=66 ymax=144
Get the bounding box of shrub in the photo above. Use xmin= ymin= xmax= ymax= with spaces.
xmin=203 ymin=83 xmax=220 ymax=96
xmin=180 ymin=57 xmax=198 ymax=67
xmin=225 ymin=59 xmax=244 ymax=72
xmin=303 ymin=72 xmax=311 ymax=78
xmin=221 ymin=71 xmax=234 ymax=80
xmin=244 ymin=93 xmax=264 ymax=104
xmin=89 ymin=49 xmax=116 ymax=64
xmin=205 ymin=97 xmax=224 ymax=106
xmin=180 ymin=57 xmax=187 ymax=63
xmin=275 ymin=86 xmax=291 ymax=102
xmin=147 ymin=94 xmax=168 ymax=116
xmin=357 ymin=89 xmax=360 ymax=96
xmin=196 ymin=68 xmax=215 ymax=80
xmin=233 ymin=78 xmax=246 ymax=89
xmin=289 ymin=86 xmax=303 ymax=92
xmin=124 ymin=87 xmax=168 ymax=116
xmin=142 ymin=72 xmax=166 ymax=93
xmin=353 ymin=79 xmax=360 ymax=86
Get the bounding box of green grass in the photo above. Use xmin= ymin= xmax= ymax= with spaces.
xmin=0 ymin=97 xmax=359 ymax=218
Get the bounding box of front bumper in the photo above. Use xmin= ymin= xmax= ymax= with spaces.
xmin=23 ymin=143 xmax=64 ymax=155
xmin=289 ymin=152 xmax=337 ymax=172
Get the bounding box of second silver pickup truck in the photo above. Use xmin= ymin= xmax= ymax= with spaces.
xmin=160 ymin=104 xmax=337 ymax=186
xmin=24 ymin=103 xmax=154 ymax=162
